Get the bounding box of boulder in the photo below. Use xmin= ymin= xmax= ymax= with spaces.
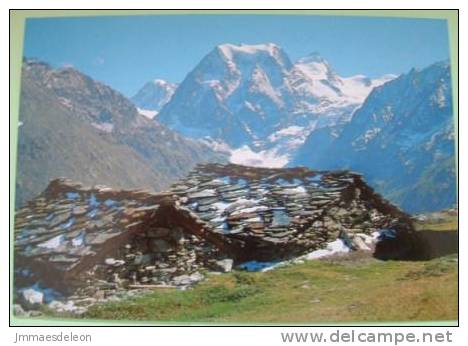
xmin=104 ymin=258 xmax=125 ymax=266
xmin=172 ymin=274 xmax=192 ymax=286
xmin=214 ymin=259 xmax=234 ymax=272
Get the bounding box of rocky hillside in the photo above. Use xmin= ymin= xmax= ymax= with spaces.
xmin=15 ymin=59 xmax=225 ymax=206
xmin=292 ymin=61 xmax=456 ymax=213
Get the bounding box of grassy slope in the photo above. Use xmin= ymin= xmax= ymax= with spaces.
xmin=83 ymin=212 xmax=458 ymax=324
xmin=84 ymin=254 xmax=457 ymax=323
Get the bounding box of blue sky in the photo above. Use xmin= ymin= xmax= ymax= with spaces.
xmin=23 ymin=14 xmax=450 ymax=97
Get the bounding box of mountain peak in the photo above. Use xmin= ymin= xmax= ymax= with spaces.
xmin=294 ymin=52 xmax=336 ymax=82
xmin=215 ymin=43 xmax=290 ymax=67
xmin=153 ymin=79 xmax=170 ymax=86
xmin=297 ymin=51 xmax=328 ymax=65
xmin=217 ymin=42 xmax=280 ymax=57
xmin=132 ymin=79 xmax=177 ymax=112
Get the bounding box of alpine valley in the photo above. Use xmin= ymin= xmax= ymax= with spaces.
xmin=132 ymin=43 xmax=456 ymax=213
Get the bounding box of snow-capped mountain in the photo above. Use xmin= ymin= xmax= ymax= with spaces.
xmin=157 ymin=43 xmax=393 ymax=166
xmin=131 ymin=79 xmax=177 ymax=118
xmin=159 ymin=43 xmax=293 ymax=149
xmin=291 ymin=60 xmax=456 ymax=213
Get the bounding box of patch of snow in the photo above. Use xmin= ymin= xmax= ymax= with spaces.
xmin=38 ymin=234 xmax=65 ymax=249
xmin=20 ymin=283 xmax=61 ymax=306
xmin=71 ymin=232 xmax=85 ymax=247
xmin=153 ymin=79 xmax=169 ymax=86
xmin=242 ymin=239 xmax=352 ymax=273
xmin=244 ymin=101 xmax=259 ymax=112
xmin=290 ymin=55 xmax=397 ymax=113
xmin=200 ymin=138 xmax=232 ymax=154
xmin=212 ymin=198 xmax=260 ymax=214
xmin=373 ymin=74 xmax=398 ymax=86
xmin=219 ymin=43 xmax=281 ymax=61
xmin=380 ymin=105 xmax=394 ymax=123
xmin=91 ymin=122 xmax=114 ymax=133
xmin=280 ymin=186 xmax=307 ymax=195
xmin=105 ymin=258 xmax=125 ymax=266
xmin=137 ymin=108 xmax=158 ymax=119
xmin=431 ymin=84 xmax=447 ymax=108
xmin=231 ymin=205 xmax=269 ymax=215
xmin=353 ymin=127 xmax=382 ymax=148
xmin=294 ymin=53 xmax=331 ymax=80
xmin=339 ymin=74 xmax=396 ymax=104
xmin=303 ymin=239 xmax=350 ymax=260
xmin=210 ymin=216 xmax=226 ymax=223
xmin=188 ymin=189 xmax=217 ymax=199
xmin=230 ymin=145 xmax=289 ymax=168
xmin=268 ymin=125 xmax=306 ymax=142
xmin=21 ymin=287 xmax=44 ymax=305
xmin=211 ymin=201 xmax=232 ymax=212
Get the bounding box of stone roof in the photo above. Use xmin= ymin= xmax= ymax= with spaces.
xmin=171 ymin=164 xmax=413 ymax=260
xmin=14 ymin=178 xmax=172 ymax=290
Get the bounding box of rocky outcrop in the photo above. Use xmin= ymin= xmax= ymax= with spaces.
xmin=13 ymin=164 xmax=414 ymax=314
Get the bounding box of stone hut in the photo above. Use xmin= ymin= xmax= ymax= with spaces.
xmin=14 ymin=164 xmax=414 ymax=295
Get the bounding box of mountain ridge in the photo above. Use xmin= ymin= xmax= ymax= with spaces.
xmin=15 ymin=59 xmax=225 ymax=206
xmin=291 ymin=60 xmax=456 ymax=213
